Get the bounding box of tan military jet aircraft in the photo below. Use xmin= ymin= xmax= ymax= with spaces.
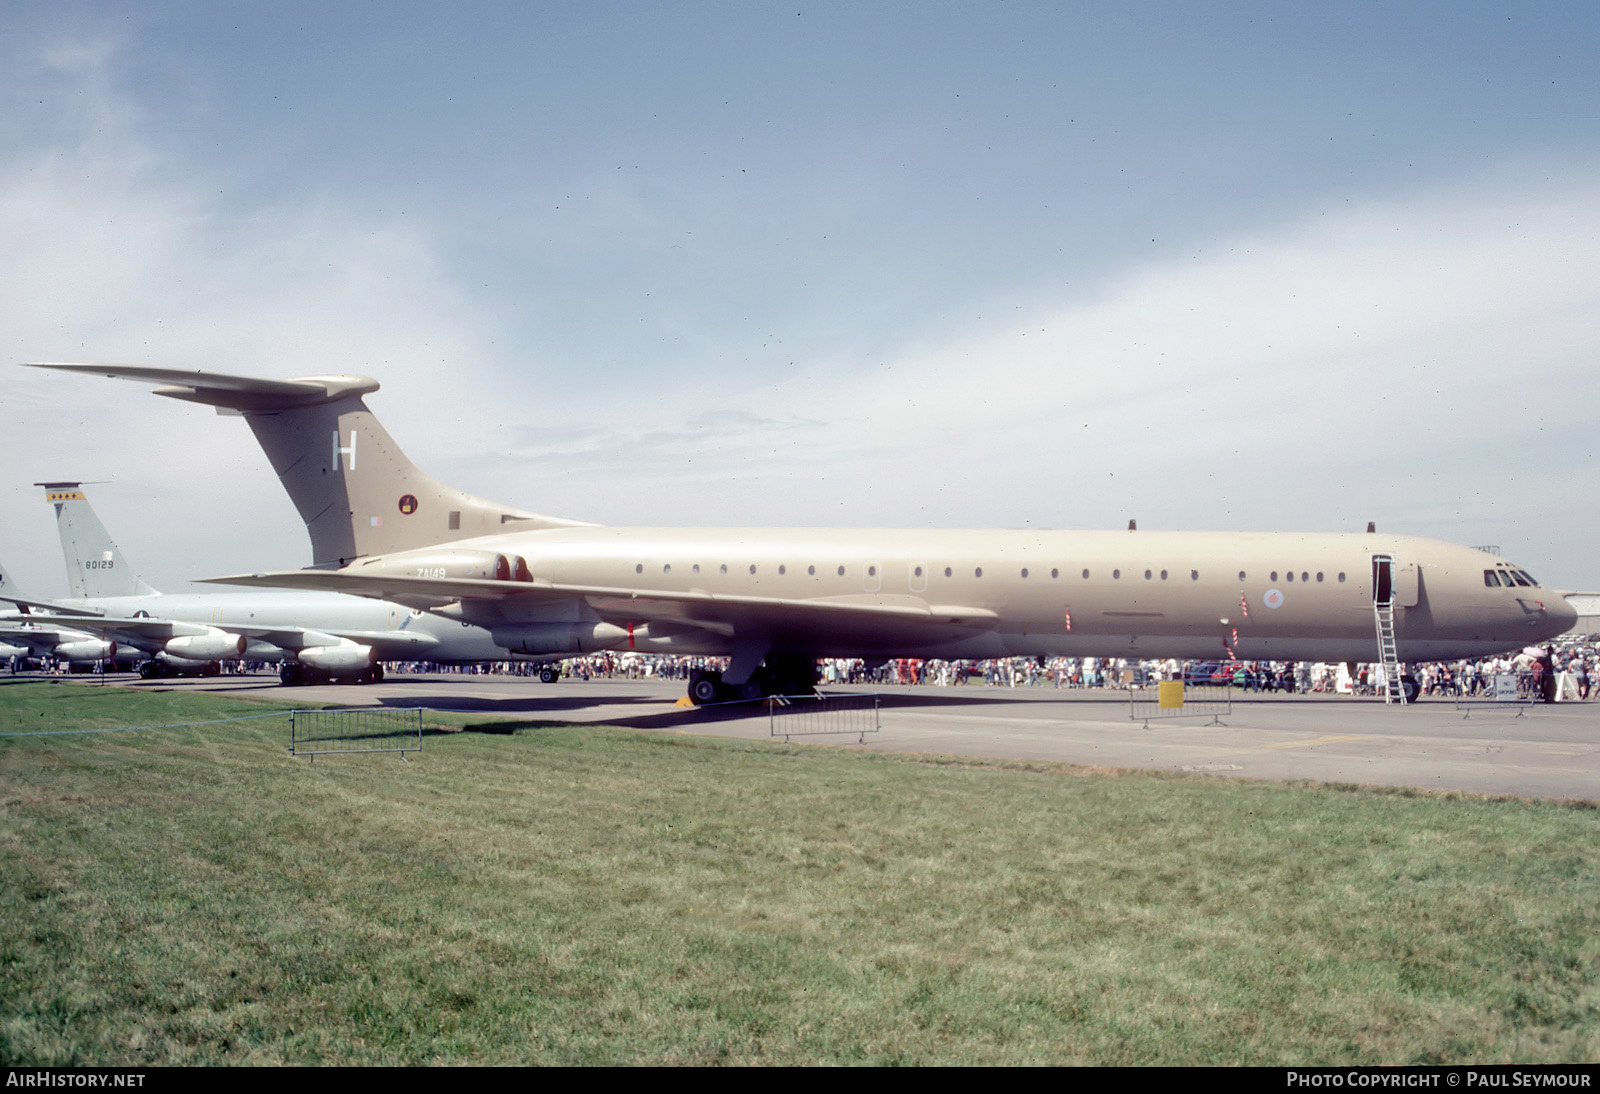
xmin=29 ymin=363 xmax=1578 ymax=703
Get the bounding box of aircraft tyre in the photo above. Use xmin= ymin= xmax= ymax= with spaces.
xmin=279 ymin=662 xmax=304 ymax=686
xmin=1400 ymin=673 xmax=1421 ymax=704
xmin=539 ymin=665 xmax=559 ymax=684
xmin=688 ymin=670 xmax=723 ymax=706
xmin=139 ymin=661 xmax=165 ymax=679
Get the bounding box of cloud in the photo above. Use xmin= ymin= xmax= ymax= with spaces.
xmin=2 ymin=27 xmax=1595 ymax=596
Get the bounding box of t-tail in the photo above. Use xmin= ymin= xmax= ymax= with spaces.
xmin=26 ymin=364 xmax=589 ymax=568
xmin=36 ymin=482 xmax=160 ymax=598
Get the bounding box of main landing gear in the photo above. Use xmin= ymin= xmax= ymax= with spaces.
xmin=687 ymin=655 xmax=818 ymax=706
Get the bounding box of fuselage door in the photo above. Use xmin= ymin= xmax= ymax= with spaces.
xmin=1372 ymin=554 xmax=1419 ymax=609
xmin=1372 ymin=554 xmax=1394 ymax=607
xmin=1394 ymin=562 xmax=1420 ymax=607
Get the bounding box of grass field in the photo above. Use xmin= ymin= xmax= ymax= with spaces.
xmin=2 ymin=678 xmax=1597 ymax=1065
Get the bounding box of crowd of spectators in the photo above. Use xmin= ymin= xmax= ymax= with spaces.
xmin=381 ymin=636 xmax=1597 ymax=701
xmin=21 ymin=638 xmax=1594 ymax=701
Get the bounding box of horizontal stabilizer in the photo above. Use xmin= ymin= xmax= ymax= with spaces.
xmin=24 ymin=363 xmax=379 ymax=411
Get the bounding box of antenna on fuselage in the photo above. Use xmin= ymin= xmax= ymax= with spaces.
xmin=1128 ymin=519 xmax=1137 ymax=531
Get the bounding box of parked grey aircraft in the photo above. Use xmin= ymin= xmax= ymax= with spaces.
xmin=32 ymin=363 xmax=1579 ymax=703
xmin=0 ymin=557 xmax=122 ymax=665
xmin=2 ymin=480 xmax=519 ymax=683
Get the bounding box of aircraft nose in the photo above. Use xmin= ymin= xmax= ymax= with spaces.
xmin=1547 ymin=593 xmax=1581 ymax=638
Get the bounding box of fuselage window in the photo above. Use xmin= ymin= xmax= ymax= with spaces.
xmin=974 ymin=567 xmax=983 ymax=578
xmin=1143 ymin=569 xmax=1152 ymax=580
xmin=636 ymin=563 xmax=643 ymax=574
xmin=692 ymin=564 xmax=700 ymax=574
xmin=720 ymin=564 xmax=728 ymax=574
xmin=1082 ymin=569 xmax=1090 ymax=579
xmin=1160 ymin=569 xmax=1168 ymax=580
xmin=1021 ymin=568 xmax=1029 ymax=579
xmin=663 ymin=564 xmax=672 ymax=574
xmin=1316 ymin=572 xmax=1324 ymax=582
xmin=944 ymin=566 xmax=953 ymax=577
xmin=1112 ymin=569 xmax=1121 ymax=580
xmin=1286 ymin=572 xmax=1294 ymax=583
xmin=1051 ymin=568 xmax=1059 ymax=579
xmin=1238 ymin=571 xmax=1247 ymax=581
xmin=914 ymin=566 xmax=924 ymax=577
xmin=1338 ymin=572 xmax=1347 ymax=582
xmin=837 ymin=566 xmax=845 ymax=576
xmin=749 ymin=564 xmax=757 ymax=575
xmin=1270 ymin=571 xmax=1279 ymax=582
xmin=808 ymin=565 xmax=815 ymax=576
xmin=1191 ymin=570 xmax=1199 ymax=581
xmin=778 ymin=565 xmax=786 ymax=575
xmin=868 ymin=565 xmax=877 ymax=577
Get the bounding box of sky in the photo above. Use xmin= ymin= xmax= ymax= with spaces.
xmin=2 ymin=1 xmax=1597 ymax=596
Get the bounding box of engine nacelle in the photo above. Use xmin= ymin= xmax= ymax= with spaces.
xmin=353 ymin=549 xmax=529 ymax=583
xmin=55 ymin=639 xmax=117 ymax=662
xmin=298 ymin=642 xmax=377 ymax=675
xmin=0 ymin=643 xmax=29 ymax=661
xmin=164 ymin=630 xmax=247 ymax=660
xmin=491 ymin=622 xmax=629 ymax=655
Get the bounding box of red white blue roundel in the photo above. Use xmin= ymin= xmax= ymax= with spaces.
xmin=1262 ymin=588 xmax=1285 ymax=610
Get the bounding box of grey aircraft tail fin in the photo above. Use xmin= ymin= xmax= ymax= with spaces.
xmin=0 ymin=556 xmax=27 ymax=602
xmin=36 ymin=483 xmax=161 ymax=599
xmin=25 ymin=363 xmax=591 ymax=568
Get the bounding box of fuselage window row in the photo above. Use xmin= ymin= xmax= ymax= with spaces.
xmin=626 ymin=563 xmax=1350 ymax=587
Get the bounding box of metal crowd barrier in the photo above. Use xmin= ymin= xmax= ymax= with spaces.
xmin=768 ymin=691 xmax=881 ymax=744
xmin=289 ymin=707 xmax=424 ymax=761
xmin=1128 ymin=681 xmax=1230 ymax=728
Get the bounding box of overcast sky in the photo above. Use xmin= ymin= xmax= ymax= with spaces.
xmin=3 ymin=1 xmax=1597 ymax=596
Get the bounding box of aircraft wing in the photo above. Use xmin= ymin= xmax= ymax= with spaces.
xmin=0 ymin=621 xmax=95 ymax=649
xmin=16 ymin=614 xmax=218 ymax=640
xmin=16 ymin=613 xmax=443 ymax=658
xmin=0 ymin=594 xmax=105 ymax=616
xmin=229 ymin=624 xmax=441 ymax=656
xmin=201 ymin=570 xmax=1000 ymax=629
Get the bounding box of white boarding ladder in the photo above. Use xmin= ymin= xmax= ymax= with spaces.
xmin=1373 ymin=601 xmax=1406 ymax=704
xmin=1371 ymin=553 xmax=1406 ymax=704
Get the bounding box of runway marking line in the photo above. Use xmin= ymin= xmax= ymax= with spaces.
xmin=1218 ymin=734 xmax=1373 ymax=756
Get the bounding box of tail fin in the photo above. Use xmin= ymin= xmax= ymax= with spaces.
xmin=37 ymin=483 xmax=161 ymax=598
xmin=26 ymin=363 xmax=590 ymax=568
xmin=0 ymin=556 xmax=26 ymax=602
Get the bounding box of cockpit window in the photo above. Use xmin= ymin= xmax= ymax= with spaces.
xmin=1514 ymin=569 xmax=1538 ymax=587
xmin=1484 ymin=570 xmax=1503 ymax=587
